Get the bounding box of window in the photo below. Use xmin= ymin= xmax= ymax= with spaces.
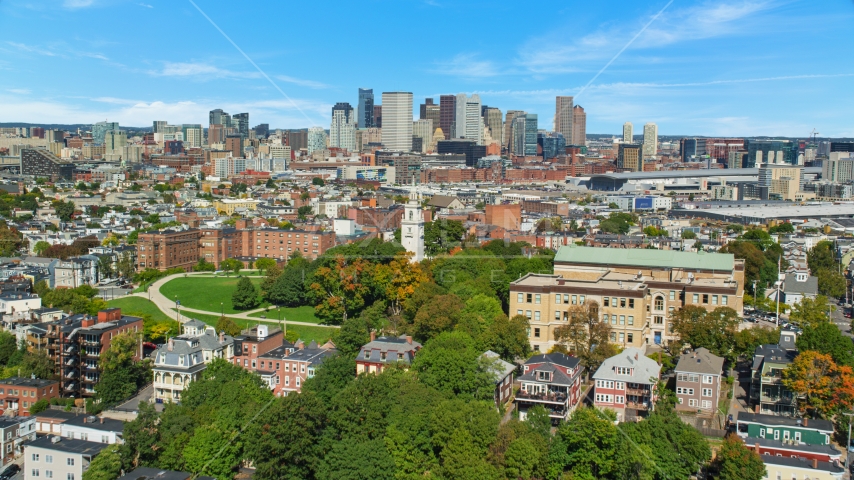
xmin=654 ymin=297 xmax=664 ymax=311
xmin=533 ymin=328 xmax=540 ymax=338
xmin=703 ymin=375 xmax=714 ymax=384
xmin=554 ymin=294 xmax=560 ymax=304
xmin=46 ymin=455 xmax=53 ymax=464
xmin=579 ymin=295 xmax=585 ymax=304
xmin=610 ymin=332 xmax=616 ymax=341
xmin=67 ymin=474 xmax=74 ymax=480
xmin=517 ymin=310 xmax=523 ymax=316
xmin=526 ymin=293 xmax=532 ymax=303
xmin=518 ymin=293 xmax=524 ymax=303
xmin=654 ymin=316 xmax=663 ymax=325
xmin=534 ymin=311 xmax=540 ymax=321
xmin=615 ymin=396 xmax=624 ymax=404
xmin=627 ymin=333 xmax=634 ymax=343
xmin=722 ymin=295 xmax=728 ymax=305
xmin=712 ymin=295 xmax=718 ymax=305
xmin=534 ymin=294 xmax=541 ymax=304
xmin=32 ymin=454 xmax=39 ymax=462
xmin=31 ymin=470 xmax=39 ymax=477
xmin=620 ymin=298 xmax=626 ymax=308
xmin=611 ymin=315 xmax=617 ymax=325
xmin=702 ymin=388 xmax=713 ymax=397
xmin=67 ymin=458 xmax=74 ymax=466
xmin=619 ymin=315 xmax=625 ymax=325
xmin=693 ymin=294 xmax=699 ymax=303
xmin=571 ymin=295 xmax=577 ymax=305
xmin=611 ymin=297 xmax=617 ymax=307
xmin=628 ymin=315 xmax=634 ymax=325
xmin=555 ymin=311 xmax=561 ymax=320
xmin=676 ymin=387 xmax=695 ymax=395
xmin=603 ymin=314 xmax=609 ymax=323
xmin=616 ymin=367 xmax=631 ymax=375
xmin=701 ymin=400 xmax=711 ymax=409
xmin=669 ymin=290 xmax=676 ymax=301
xmin=525 ymin=310 xmax=532 ymax=319
xmin=619 ymin=332 xmax=625 ymax=343
xmin=759 ymin=428 xmax=765 ymax=438
xmin=688 ymin=399 xmax=696 ymax=407
xmin=628 ymin=299 xmax=634 ymax=308
xmin=677 ymin=373 xmax=699 ymax=382
xmin=794 ymin=432 xmax=801 ymax=441
xmin=45 ymin=471 xmax=53 ymax=479
xmin=702 ymin=294 xmax=709 ymax=304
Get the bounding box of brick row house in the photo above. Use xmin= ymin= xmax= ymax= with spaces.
xmin=231 ymin=325 xmax=336 ymax=395
xmin=27 ymin=308 xmax=143 ymax=398
xmin=515 ymin=353 xmax=584 ymax=422
xmin=592 ymin=347 xmax=661 ymax=422
xmin=0 ymin=377 xmax=59 ymax=416
xmin=509 ymin=245 xmax=744 ymax=352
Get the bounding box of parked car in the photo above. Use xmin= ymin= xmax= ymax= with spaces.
xmin=0 ymin=463 xmax=20 ymax=480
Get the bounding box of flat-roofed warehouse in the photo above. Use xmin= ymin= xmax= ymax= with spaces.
xmin=672 ymin=201 xmax=854 ymax=224
xmin=584 ymin=167 xmax=822 ymax=191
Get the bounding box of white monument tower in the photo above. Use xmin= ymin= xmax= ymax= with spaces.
xmin=401 ymin=190 xmax=425 ymax=262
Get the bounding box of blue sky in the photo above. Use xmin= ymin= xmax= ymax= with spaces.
xmin=1 ymin=0 xmax=852 ymax=137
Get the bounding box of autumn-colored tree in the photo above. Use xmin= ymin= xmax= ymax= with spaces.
xmin=308 ymin=256 xmax=372 ymax=324
xmin=554 ymin=301 xmax=613 ymax=372
xmin=782 ymin=350 xmax=854 ymax=416
xmin=373 ymin=254 xmax=427 ymax=318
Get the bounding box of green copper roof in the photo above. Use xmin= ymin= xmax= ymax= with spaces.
xmin=554 ymin=245 xmax=735 ymax=271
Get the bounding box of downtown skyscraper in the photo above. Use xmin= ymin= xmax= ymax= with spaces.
xmin=454 ymin=93 xmax=483 ymax=144
xmin=357 ymin=88 xmax=374 ymax=129
xmin=330 ymin=102 xmax=356 ymax=152
xmin=381 ymin=92 xmax=413 ymax=152
xmin=643 ymin=123 xmax=658 ymax=158
xmin=554 ymin=96 xmax=573 ymax=141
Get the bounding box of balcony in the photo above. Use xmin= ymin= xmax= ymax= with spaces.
xmin=516 ymin=390 xmax=568 ymax=404
xmin=626 ymin=387 xmax=651 ymax=396
xmin=761 ymin=374 xmax=783 ymax=385
xmin=626 ymin=400 xmax=651 ymax=411
xmin=760 ymin=394 xmax=796 ymax=405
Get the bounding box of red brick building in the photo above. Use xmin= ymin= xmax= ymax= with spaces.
xmin=137 ymin=229 xmax=201 ymax=272
xmin=0 ymin=377 xmax=59 ymax=416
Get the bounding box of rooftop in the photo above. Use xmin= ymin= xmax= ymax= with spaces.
xmin=675 ymin=348 xmax=725 ymax=376
xmin=554 ymin=244 xmax=735 ymax=271
xmin=25 ymin=436 xmax=108 ymax=456
xmin=0 ymin=376 xmax=58 ymax=388
xmin=737 ymin=411 xmax=833 ymax=432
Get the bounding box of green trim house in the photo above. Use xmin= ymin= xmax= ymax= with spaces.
xmin=737 ymin=412 xmax=833 ymax=446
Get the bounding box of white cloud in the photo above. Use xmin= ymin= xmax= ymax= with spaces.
xmin=517 ymin=0 xmax=780 ymax=74
xmin=274 ymin=75 xmax=329 ymax=89
xmin=434 ymin=53 xmax=502 ymax=79
xmin=6 ymin=89 xmax=31 ymax=95
xmin=138 ymin=2 xmax=153 ymax=7
xmin=63 ymin=0 xmax=94 ymax=8
xmin=6 ymin=42 xmax=56 ymax=56
xmin=151 ymin=62 xmax=259 ymax=79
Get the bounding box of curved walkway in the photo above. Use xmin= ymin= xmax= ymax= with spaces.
xmin=131 ymin=272 xmax=338 ymax=328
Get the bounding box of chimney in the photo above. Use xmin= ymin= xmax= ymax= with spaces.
xmin=754 ymin=443 xmax=760 ymax=452
xmin=754 ymin=404 xmax=760 ymax=414
xmin=219 ymin=331 xmax=225 ymax=342
xmin=634 ymin=353 xmax=638 ymax=361
xmin=297 ymin=341 xmax=305 ymax=350
xmin=370 ymin=331 xmax=376 ymax=342
xmin=812 ymin=459 xmax=818 ymax=469
xmin=803 ymin=418 xmax=808 ymax=427
xmin=82 ymin=417 xmax=86 ymax=423
xmin=167 ymin=338 xmax=174 ymax=352
xmin=406 ymin=336 xmax=412 ymax=345
xmin=100 ymin=417 xmax=104 ymax=424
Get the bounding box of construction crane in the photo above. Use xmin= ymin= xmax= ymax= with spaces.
xmin=809 ymin=128 xmax=819 ymax=144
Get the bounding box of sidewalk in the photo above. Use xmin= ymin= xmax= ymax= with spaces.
xmin=132 ymin=272 xmax=337 ymax=328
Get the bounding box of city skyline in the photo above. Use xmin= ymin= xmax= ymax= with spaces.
xmin=0 ymin=0 xmax=852 ymax=137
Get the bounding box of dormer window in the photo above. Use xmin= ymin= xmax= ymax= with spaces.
xmin=616 ymin=367 xmax=631 ymax=375
xmin=536 ymin=371 xmax=551 ymax=382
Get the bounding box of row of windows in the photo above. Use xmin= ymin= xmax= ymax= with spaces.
xmin=595 ymin=380 xmax=625 ymax=389
xmin=30 ymin=470 xmax=74 ymax=479
xmin=516 ymin=291 xmax=731 ymax=309
xmin=691 ymin=294 xmax=729 ymax=306
xmin=609 ymin=332 xmax=634 ymax=343
xmin=679 ymin=398 xmax=713 ymax=408
xmin=595 ymin=394 xmax=624 ymax=404
xmin=676 ymin=373 xmax=715 ymax=384
xmin=32 ymin=454 xmax=74 ymax=465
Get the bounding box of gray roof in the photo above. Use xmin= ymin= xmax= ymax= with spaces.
xmin=62 ymin=415 xmax=125 ymax=433
xmin=783 ymin=274 xmax=819 ymax=296
xmin=358 ymin=335 xmax=421 ymax=365
xmin=675 ymin=348 xmax=724 ymax=376
xmin=737 ymin=411 xmax=833 ymax=432
xmin=482 ymin=351 xmax=515 ymax=384
xmin=752 ymin=344 xmax=797 ymax=369
xmin=744 ymin=436 xmax=840 ymax=456
xmin=25 ymin=436 xmax=109 ymax=457
xmin=518 ymin=363 xmax=577 ymax=387
xmin=554 ymin=244 xmax=735 ymax=271
xmin=760 ymin=454 xmax=844 ymax=473
xmin=593 ymin=347 xmax=661 ymax=385
xmin=183 ymin=319 xmax=206 ymax=329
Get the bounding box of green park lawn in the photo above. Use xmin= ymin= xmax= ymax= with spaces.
xmin=247 ymin=305 xmax=321 ymax=324
xmin=160 ymin=276 xmax=267 ymax=314
xmin=106 ymin=296 xmax=172 ymax=322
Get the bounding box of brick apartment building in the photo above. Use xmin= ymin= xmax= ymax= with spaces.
xmin=485 ymin=204 xmax=522 ymax=230
xmin=0 ymin=377 xmax=60 ymax=416
xmin=28 ymin=308 xmax=143 ymax=397
xmin=137 ymin=228 xmax=200 ymax=272
xmin=256 ymin=340 xmax=336 ymax=395
xmin=140 ymin=227 xmax=338 ymax=272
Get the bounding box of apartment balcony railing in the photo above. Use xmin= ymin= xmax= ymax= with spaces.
xmin=627 ymin=400 xmax=651 ymax=411
xmin=516 ymin=391 xmax=568 ymax=404
xmin=626 ymin=387 xmax=651 ymax=396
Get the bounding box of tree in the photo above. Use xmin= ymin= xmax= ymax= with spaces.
xmin=83 ymin=445 xmax=122 ymax=480
xmin=220 ymin=258 xmax=242 ymax=276
xmin=412 ymin=331 xmax=494 ymax=400
xmin=194 ymin=258 xmax=216 ymax=272
xmin=183 ymin=421 xmax=242 ymax=480
xmin=0 ymin=223 xmax=23 ymax=257
xmin=769 ymin=222 xmax=794 ymax=234
xmin=789 ymin=295 xmax=831 ymax=329
xmin=554 ymin=301 xmax=614 ymax=371
xmin=335 ymin=316 xmax=370 ymax=358
xmin=711 ymin=436 xmax=766 ymax=480
xmin=215 ymin=316 xmax=242 ymax=336
xmin=98 ymin=255 xmax=114 ymax=279
xmin=297 ymin=205 xmax=313 ymax=219
xmin=480 ymin=314 xmax=531 ymax=362
xmin=412 ymin=294 xmax=465 ymax=341
xmin=265 ymin=178 xmax=276 ymax=189
xmin=797 ymin=320 xmax=854 ymax=367
xmin=29 ymin=398 xmax=49 ymax=415
xmin=808 ymin=240 xmax=837 ymax=273
xmin=817 ymin=268 xmax=847 ymax=298
xmin=266 ymin=265 xmax=306 ymax=307
xmin=312 ymin=177 xmax=325 ymax=186
xmin=95 ymin=331 xmax=146 ymax=406
xmin=33 ymin=240 xmax=51 ymax=255
xmin=782 ymin=350 xmax=854 ymax=416
xmin=670 ymin=306 xmax=740 ymax=362
xmin=308 ymin=257 xmax=372 ymax=324
xmin=254 ymin=257 xmax=277 ymax=275
xmin=232 ymin=276 xmax=260 ymax=310
xmin=54 ymin=200 xmax=76 ymax=221
xmin=681 ymin=230 xmax=697 ymax=239
xmin=424 ymin=219 xmax=465 ymax=256
xmin=643 ymin=225 xmax=667 ymax=237
xmin=598 ymin=212 xmax=635 ymax=235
